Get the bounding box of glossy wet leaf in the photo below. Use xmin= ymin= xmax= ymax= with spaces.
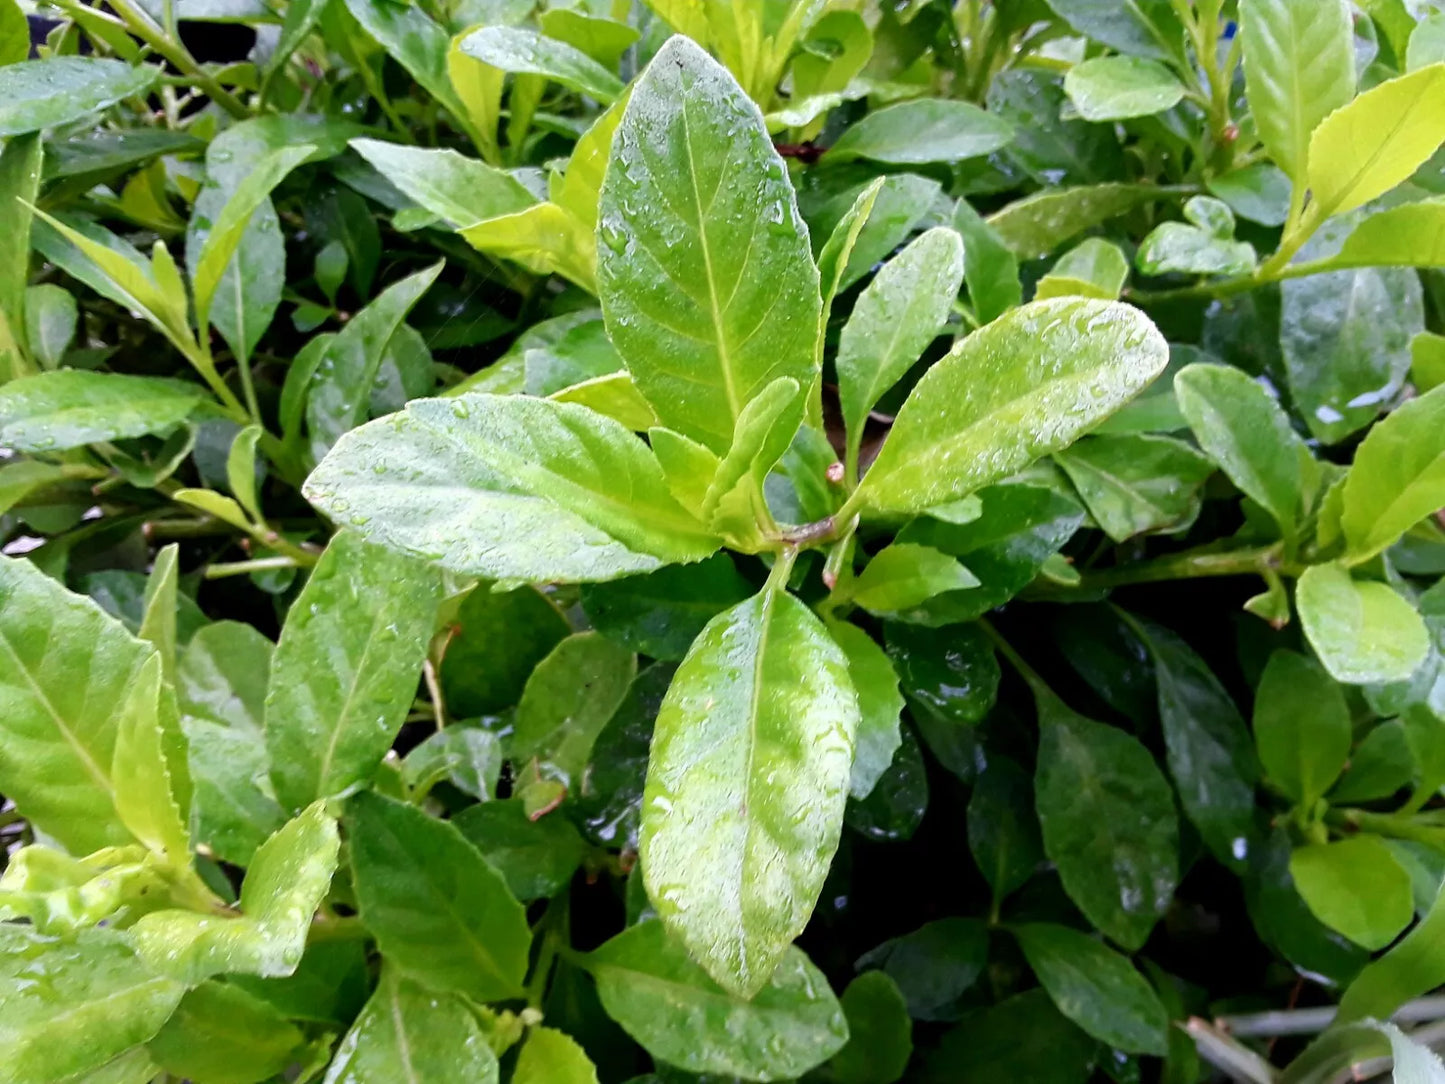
xmin=349 ymin=139 xmax=535 ymax=228
xmin=845 ymin=723 xmax=929 ymax=843
xmin=585 ymin=920 xmax=848 ymax=1079
xmin=264 ymin=531 xmax=440 ymax=812
xmin=1035 ymin=238 xmax=1129 ymax=301
xmin=1064 ymin=56 xmax=1184 ymax=121
xmin=0 ymin=370 xmax=205 ymax=453
xmin=1055 ymin=433 xmax=1214 ymax=542
xmin=857 ymin=298 xmax=1169 ymax=514
xmin=700 ymin=376 xmax=804 ymax=548
xmin=0 ymin=554 xmax=150 ymax=853
xmin=461 ymin=26 xmax=624 ymax=103
xmin=577 ymin=662 xmax=673 ymax=849
xmin=322 ymin=969 xmax=500 ymax=1084
xmin=346 ymin=791 xmax=530 ymax=1002
xmin=580 ymin=554 xmax=753 ymax=662
xmin=0 ymin=58 xmax=160 ymax=137
xmin=596 ymin=36 xmax=821 ymax=455
xmin=1013 ymin=923 xmax=1169 ymax=1055
xmin=0 ymin=926 xmax=184 ymax=1084
xmin=304 ymin=394 xmax=719 ymax=583
xmin=828 ymin=971 xmax=912 ymax=1084
xmin=1239 ymin=0 xmax=1355 ymax=182
xmin=1042 ymin=0 xmax=1180 ymax=61
xmin=402 ymin=726 xmax=502 ymax=802
xmin=131 ymin=803 xmax=339 ymax=983
xmin=1175 ymin=362 xmax=1312 ymax=540
xmin=440 ymin=583 xmax=570 ymax=717
xmin=829 ymin=621 xmax=904 ymax=799
xmin=920 ymin=989 xmax=1096 ymax=1084
xmin=512 ymin=631 xmax=636 ymax=788
xmin=1136 ymin=221 xmax=1256 ymax=277
xmin=111 ymin=654 xmax=189 ymax=865
xmin=640 ymin=586 xmax=858 ymax=997
xmin=1298 ymin=563 xmax=1431 ymax=685
xmin=1340 ymin=384 xmax=1445 ymax=562
xmin=987 ymin=184 xmax=1164 ymax=259
xmin=341 ymin=0 xmax=468 ymax=124
xmin=452 ymin=800 xmax=586 ymax=901
xmin=147 ymin=981 xmax=306 ymax=1084
xmin=1290 ymin=837 xmax=1414 ymax=950
xmin=850 ymin=544 xmax=979 ymax=618
xmin=0 ymin=132 xmax=40 ymax=373
xmin=968 ymin=755 xmax=1043 ymax=902
xmin=885 ymin=620 xmax=999 ymax=726
xmin=1034 ymin=691 xmax=1179 ymax=950
xmin=1254 ymin=650 xmax=1351 ymax=808
xmin=829 ymin=99 xmax=1013 ymax=164
xmin=857 ymin=917 xmax=990 ymax=1022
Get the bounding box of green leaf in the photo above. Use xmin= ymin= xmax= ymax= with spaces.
xmin=341 ymin=0 xmax=468 ymax=121
xmin=1281 ymin=263 xmax=1421 ymax=444
xmin=1341 ymin=384 xmax=1445 ymax=563
xmin=1055 ymin=433 xmax=1214 ymax=542
xmin=0 ymin=926 xmax=184 ymax=1084
xmin=828 ymin=99 xmax=1013 ymax=164
xmin=1064 ymin=56 xmax=1184 ymax=121
xmin=850 ymin=544 xmax=979 ymax=617
xmin=1333 ymin=199 xmax=1445 ymax=268
xmin=817 ymin=177 xmax=885 ymax=325
xmin=131 ymin=803 xmax=340 ymax=983
xmin=452 ymin=799 xmax=586 ymax=901
xmin=402 ymin=726 xmax=502 ymax=802
xmin=1036 ymin=238 xmax=1130 ymax=301
xmin=226 ymin=425 xmax=263 ymax=523
xmin=305 ymin=394 xmax=719 ymax=583
xmin=1136 ymin=221 xmax=1256 ymax=277
xmin=147 ymin=982 xmax=306 ymax=1084
xmin=0 ymin=370 xmax=205 ymax=453
xmin=0 ymin=0 xmax=24 ymax=66
xmin=1208 ymin=163 xmax=1293 ymax=227
xmin=1138 ymin=621 xmax=1260 ymax=871
xmin=1043 ymin=0 xmax=1180 ymax=61
xmin=1239 ymin=0 xmax=1355 ymax=182
xmin=0 ymin=554 xmax=153 ymax=853
xmin=886 ymin=620 xmax=999 ymax=728
xmin=1175 ymin=362 xmax=1311 ymax=540
xmin=701 ymin=375 xmax=804 ymax=548
xmin=21 ymin=284 xmax=75 ymax=370
xmin=1298 ymin=563 xmax=1431 ymax=685
xmin=137 ymin=543 xmax=180 ymax=684
xmin=1034 ymin=690 xmax=1179 ymax=950
xmin=1331 ymin=719 xmax=1416 ymax=804
xmin=306 ymin=261 xmax=442 ymax=457
xmin=1308 ymin=65 xmax=1445 ymax=218
xmin=264 ymin=531 xmax=442 ymax=812
xmin=968 ymin=755 xmax=1043 ymax=902
xmin=1290 ymin=837 xmax=1414 ymax=949
xmin=1254 ymin=650 xmax=1352 ymax=808
xmin=987 ymin=184 xmax=1166 ymax=259
xmin=1338 ymin=880 xmax=1445 ymax=1023
xmin=837 ymin=227 xmax=964 ymax=464
xmin=846 ymin=722 xmax=929 ymax=843
xmin=828 ymin=621 xmax=905 ymax=799
xmin=349 ymin=139 xmax=535 ymax=229
xmin=586 ymin=920 xmax=848 ymax=1079
xmin=1013 ymin=922 xmax=1169 ymax=1055
xmin=920 ymin=989 xmax=1096 ymax=1084
xmin=953 ymin=198 xmax=1022 ymax=325
xmin=576 ymin=662 xmax=672 ymax=850
xmin=640 ymin=584 xmax=859 ymax=997
xmin=514 ymin=1026 xmax=598 ymax=1084
xmin=460 ymin=26 xmax=624 ymax=104
xmin=346 ymin=790 xmax=530 ymax=1001
xmin=460 ymin=201 xmax=597 ymax=292
xmin=858 ymin=917 xmax=990 ymax=1021
xmin=112 ymin=654 xmax=189 ymax=865
xmin=856 ymin=298 xmax=1169 ymax=514
xmin=0 ymin=132 xmax=41 ymax=373
xmin=322 ymin=968 xmax=500 ymax=1084
xmin=0 ymin=58 xmax=160 ymax=137
xmin=596 ymin=35 xmax=822 ymax=455
xmin=512 ymin=631 xmax=636 ymax=788
xmin=828 ymin=971 xmax=912 ymax=1084
xmin=579 ymin=554 xmax=752 ymax=662
xmin=440 ymin=583 xmax=570 ymax=716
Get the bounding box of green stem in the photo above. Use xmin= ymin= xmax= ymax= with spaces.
xmin=108 ymin=0 xmax=250 ymax=119
xmin=203 ymin=555 xmax=301 ymax=579
xmin=307 ymin=915 xmax=372 ymax=944
xmin=978 ymin=617 xmax=1048 ymax=694
xmin=1330 ymin=808 xmax=1445 ymax=848
xmin=765 ymin=545 xmax=799 ymax=592
xmin=1029 ymin=544 xmax=1295 ymax=596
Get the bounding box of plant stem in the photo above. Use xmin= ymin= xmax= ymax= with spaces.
xmin=307 ymin=915 xmax=371 ymax=944
xmin=203 ymin=555 xmax=301 ymax=579
xmin=1029 ymin=544 xmax=1294 ymax=595
xmin=108 ymin=0 xmax=251 ymax=119
xmin=1329 ymin=808 xmax=1445 ymax=848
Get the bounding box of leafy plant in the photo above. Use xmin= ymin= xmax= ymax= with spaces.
xmin=7 ymin=1 xmax=1445 ymax=1082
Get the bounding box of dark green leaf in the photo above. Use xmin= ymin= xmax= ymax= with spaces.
xmin=828 ymin=971 xmax=912 ymax=1084
xmin=1253 ymin=650 xmax=1351 ymax=808
xmin=1043 ymin=0 xmax=1181 ymax=60
xmin=452 ymin=800 xmax=586 ymax=901
xmin=857 ymin=917 xmax=989 ymax=1021
xmin=147 ymin=982 xmax=305 ymax=1084
xmin=969 ymin=754 xmax=1043 ymax=902
xmin=1055 ymin=434 xmax=1214 ymax=542
xmin=580 ymin=555 xmax=753 ymax=662
xmin=920 ymin=989 xmax=1096 ymax=1084
xmin=885 ymin=620 xmax=999 ymax=726
xmin=440 ymin=583 xmax=571 ymax=717
xmin=577 ymin=663 xmax=673 ymax=850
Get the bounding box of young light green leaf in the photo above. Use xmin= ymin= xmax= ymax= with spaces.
xmin=264 ymin=531 xmax=442 ymax=813
xmin=306 ymin=261 xmax=442 ymax=457
xmin=828 ymin=99 xmax=1013 ymax=165
xmin=111 ymin=655 xmax=189 ymax=865
xmin=131 ymin=802 xmax=340 ymax=983
xmin=1298 ymin=564 xmax=1431 ymax=685
xmin=0 ymin=555 xmax=154 ymax=853
xmin=147 ymin=982 xmax=307 ymax=1084
xmin=0 ymin=58 xmax=160 ymax=137
xmin=701 ymin=376 xmax=804 ymax=548
xmin=346 ymin=791 xmax=530 ymax=1002
xmin=1175 ymin=362 xmax=1311 ymax=540
xmin=1333 ymin=199 xmax=1445 ymax=269
xmin=512 ymin=631 xmax=636 ymax=788
xmin=1064 ymin=56 xmax=1184 ymax=121
xmin=226 ymin=425 xmax=263 ymax=523
xmin=1338 ymin=883 xmax=1445 ymax=1023
xmin=1239 ymin=0 xmax=1354 ymax=182
xmin=837 ymin=227 xmax=964 ymax=471
xmin=1136 ymin=221 xmax=1256 ymax=277
xmin=856 ymin=298 xmax=1169 ymax=515
xmin=1054 ymin=433 xmax=1214 ymax=542
xmin=818 ymin=177 xmax=885 ymax=330
xmin=0 ymin=926 xmax=184 ymax=1084
xmin=1034 ymin=690 xmax=1179 ymax=950
xmin=0 ymin=370 xmax=205 ymax=453
xmin=828 ymin=621 xmax=905 ymax=800
xmin=1013 ymin=922 xmax=1169 ymax=1055
xmin=460 ymin=201 xmax=597 ymax=292
xmin=640 ymin=585 xmax=859 ymax=997
xmin=1036 ymin=238 xmax=1130 ymax=301
xmin=321 ymin=969 xmax=500 ymax=1084
xmin=305 ymin=394 xmax=719 ymax=583
xmin=460 ymin=26 xmax=624 ymax=103
xmin=137 ymin=543 xmax=179 ymax=684
xmin=954 ymin=198 xmax=1022 ymax=325
xmin=0 ymin=0 xmax=24 ymax=66
xmin=1340 ymin=383 xmax=1445 ymax=563
xmin=1290 ymin=837 xmax=1414 ymax=950
xmin=1254 ymin=650 xmax=1351 ymax=808
xmin=1307 ymin=64 xmax=1445 ymax=218
xmin=514 ymin=1027 xmax=598 ymax=1084
xmin=850 ymin=544 xmax=979 ymax=617
xmin=585 ymin=920 xmax=849 ymax=1079
xmin=349 ymin=139 xmax=535 ymax=229
xmin=596 ymin=35 xmax=822 ymax=455
xmin=0 ymin=132 xmax=41 ymax=373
